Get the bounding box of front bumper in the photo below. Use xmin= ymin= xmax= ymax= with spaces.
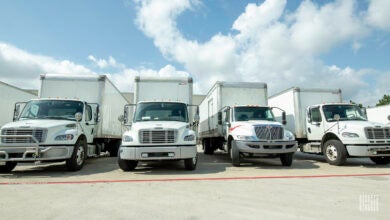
xmin=119 ymin=145 xmax=197 ymax=160
xmin=0 ymin=145 xmax=74 ymax=162
xmin=346 ymin=145 xmax=390 ymax=157
xmin=236 ymin=140 xmax=297 ymax=154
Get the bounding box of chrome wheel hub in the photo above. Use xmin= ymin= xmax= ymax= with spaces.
xmin=326 ymin=145 xmax=338 ymax=161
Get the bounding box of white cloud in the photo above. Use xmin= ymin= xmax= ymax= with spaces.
xmin=0 ymin=42 xmax=95 ymax=89
xmin=133 ymin=0 xmax=389 ymax=106
xmin=366 ymin=0 xmax=390 ymax=30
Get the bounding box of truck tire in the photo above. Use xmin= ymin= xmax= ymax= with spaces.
xmin=118 ymin=158 xmax=138 ymax=171
xmin=370 ymin=156 xmax=390 ymax=165
xmin=66 ymin=139 xmax=87 ymax=171
xmin=0 ymin=162 xmax=17 ymax=173
xmin=323 ymin=140 xmax=347 ymax=166
xmin=184 ymin=154 xmax=198 ymax=171
xmin=280 ymin=153 xmax=293 ymax=166
xmin=203 ymin=139 xmax=214 ymax=155
xmin=109 ymin=140 xmax=120 ymax=157
xmin=231 ymin=140 xmax=240 ymax=167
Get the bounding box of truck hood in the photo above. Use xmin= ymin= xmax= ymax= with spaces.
xmin=132 ymin=121 xmax=188 ymax=130
xmin=328 ymin=120 xmax=389 ymax=131
xmin=1 ymin=119 xmax=75 ymax=130
xmin=232 ymin=120 xmax=282 ymax=127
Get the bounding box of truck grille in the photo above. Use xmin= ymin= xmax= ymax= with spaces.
xmin=365 ymin=127 xmax=390 ymax=139
xmin=139 ymin=129 xmax=177 ymax=144
xmin=1 ymin=129 xmax=47 ymax=143
xmin=254 ymin=125 xmax=283 ymax=140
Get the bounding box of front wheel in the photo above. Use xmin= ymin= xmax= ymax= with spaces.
xmin=280 ymin=153 xmax=293 ymax=166
xmin=184 ymin=155 xmax=198 ymax=171
xmin=0 ymin=162 xmax=17 ymax=173
xmin=370 ymin=156 xmax=390 ymax=165
xmin=66 ymin=139 xmax=87 ymax=171
xmin=118 ymin=158 xmax=138 ymax=171
xmin=323 ymin=140 xmax=347 ymax=166
xmin=231 ymin=140 xmax=241 ymax=167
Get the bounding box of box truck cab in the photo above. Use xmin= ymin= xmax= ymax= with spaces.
xmin=269 ymin=87 xmax=390 ymax=165
xmin=198 ymin=82 xmax=297 ymax=167
xmin=118 ymin=76 xmax=198 ymax=171
xmin=0 ymin=74 xmax=127 ymax=172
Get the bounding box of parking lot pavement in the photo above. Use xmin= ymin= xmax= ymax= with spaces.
xmin=1 ymin=146 xmax=389 ymax=219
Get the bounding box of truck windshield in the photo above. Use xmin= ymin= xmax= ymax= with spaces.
xmin=234 ymin=106 xmax=275 ymax=122
xmin=134 ymin=102 xmax=188 ymax=122
xmin=322 ymin=105 xmax=367 ymax=122
xmin=19 ymin=100 xmax=84 ymax=121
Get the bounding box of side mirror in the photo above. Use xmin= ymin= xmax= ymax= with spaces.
xmin=334 ymin=114 xmax=340 ymax=121
xmin=217 ymin=112 xmax=222 ymax=125
xmin=13 ymin=104 xmax=21 ymax=121
xmin=307 ymin=111 xmax=312 ymax=123
xmin=118 ymin=115 xmax=125 ymax=123
xmin=282 ymin=111 xmax=287 ymax=125
xmin=194 ymin=114 xmax=200 ymax=122
xmin=75 ymin=112 xmax=83 ymax=122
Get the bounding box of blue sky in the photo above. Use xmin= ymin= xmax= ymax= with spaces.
xmin=0 ymin=0 xmax=389 ymax=106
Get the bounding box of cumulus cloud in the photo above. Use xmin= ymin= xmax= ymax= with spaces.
xmin=0 ymin=42 xmax=95 ymax=89
xmin=366 ymin=0 xmax=390 ymax=30
xmin=133 ymin=0 xmax=389 ymax=106
xmin=0 ymin=43 xmax=189 ymax=93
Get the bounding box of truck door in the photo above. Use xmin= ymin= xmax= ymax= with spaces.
xmin=306 ymin=107 xmax=324 ymax=141
xmin=84 ymin=103 xmax=97 ymax=144
xmin=208 ymin=99 xmax=214 ymax=132
xmin=222 ymin=108 xmax=230 ymax=139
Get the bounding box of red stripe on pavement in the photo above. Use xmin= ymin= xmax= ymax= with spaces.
xmin=1 ymin=173 xmax=390 ymax=185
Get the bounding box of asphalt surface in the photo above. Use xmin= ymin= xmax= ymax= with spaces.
xmin=1 ymin=146 xmax=389 ymax=219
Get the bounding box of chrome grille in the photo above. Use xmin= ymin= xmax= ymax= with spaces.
xmin=139 ymin=129 xmax=177 ymax=144
xmin=254 ymin=125 xmax=283 ymax=140
xmin=1 ymin=129 xmax=47 ymax=143
xmin=365 ymin=127 xmax=390 ymax=139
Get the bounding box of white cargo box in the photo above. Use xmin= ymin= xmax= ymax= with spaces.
xmin=198 ymin=81 xmax=268 ymax=138
xmin=268 ymin=87 xmax=342 ymax=138
xmin=367 ymin=104 xmax=390 ymax=124
xmin=0 ymin=81 xmax=37 ymax=127
xmin=39 ymin=74 xmax=128 ymax=138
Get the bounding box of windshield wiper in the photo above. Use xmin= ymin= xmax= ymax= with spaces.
xmin=38 ymin=116 xmax=75 ymax=121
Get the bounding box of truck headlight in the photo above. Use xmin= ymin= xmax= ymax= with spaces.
xmin=55 ymin=134 xmax=74 ymax=141
xmin=284 ymin=131 xmax=295 ymax=141
xmin=342 ymin=132 xmax=359 ymax=138
xmin=184 ymin=134 xmax=195 ymax=141
xmin=123 ymin=135 xmax=133 ymax=142
xmin=236 ymin=135 xmax=257 ymax=141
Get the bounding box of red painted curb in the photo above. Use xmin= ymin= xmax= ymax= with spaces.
xmin=1 ymin=173 xmax=390 ymax=185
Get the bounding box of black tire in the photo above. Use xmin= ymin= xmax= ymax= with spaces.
xmin=280 ymin=153 xmax=293 ymax=166
xmin=231 ymin=140 xmax=240 ymax=167
xmin=109 ymin=140 xmax=120 ymax=157
xmin=184 ymin=154 xmax=198 ymax=171
xmin=118 ymin=158 xmax=138 ymax=171
xmin=323 ymin=140 xmax=347 ymax=166
xmin=0 ymin=162 xmax=17 ymax=173
xmin=370 ymin=156 xmax=390 ymax=165
xmin=203 ymin=139 xmax=214 ymax=155
xmin=66 ymin=139 xmax=87 ymax=171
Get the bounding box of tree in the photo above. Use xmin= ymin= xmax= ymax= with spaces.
xmin=349 ymin=100 xmax=363 ymax=108
xmin=376 ymin=94 xmax=390 ymax=106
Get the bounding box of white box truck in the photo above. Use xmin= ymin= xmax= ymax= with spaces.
xmin=367 ymin=105 xmax=390 ymax=124
xmin=118 ymin=76 xmax=199 ymax=171
xmin=198 ymin=82 xmax=297 ymax=166
xmin=269 ymin=87 xmax=390 ymax=165
xmin=0 ymin=81 xmax=37 ymax=127
xmin=0 ymin=74 xmax=128 ymax=172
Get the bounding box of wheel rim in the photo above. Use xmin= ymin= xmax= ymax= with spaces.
xmin=76 ymin=145 xmax=85 ymax=165
xmin=326 ymin=145 xmax=338 ymax=161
